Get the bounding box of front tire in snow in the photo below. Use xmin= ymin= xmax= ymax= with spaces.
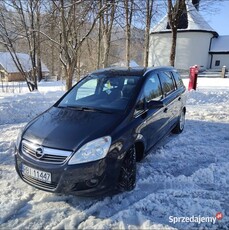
xmin=172 ymin=109 xmax=185 ymax=134
xmin=118 ymin=147 xmax=136 ymax=192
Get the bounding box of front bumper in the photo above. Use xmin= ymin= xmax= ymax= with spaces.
xmin=15 ymin=147 xmax=122 ymax=196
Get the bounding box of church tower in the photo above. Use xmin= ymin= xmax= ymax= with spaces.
xmin=149 ymin=1 xmax=218 ymax=70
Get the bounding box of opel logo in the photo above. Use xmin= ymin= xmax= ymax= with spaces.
xmin=35 ymin=147 xmax=44 ymax=159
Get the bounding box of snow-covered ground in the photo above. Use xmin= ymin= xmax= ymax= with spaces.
xmin=0 ymin=78 xmax=228 ymax=229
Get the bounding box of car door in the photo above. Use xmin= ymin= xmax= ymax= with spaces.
xmin=171 ymin=70 xmax=186 ymax=114
xmin=158 ymin=71 xmax=178 ymax=134
xmin=134 ymin=73 xmax=165 ymax=151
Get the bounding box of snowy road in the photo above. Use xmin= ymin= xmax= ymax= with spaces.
xmin=0 ymin=79 xmax=229 ymax=229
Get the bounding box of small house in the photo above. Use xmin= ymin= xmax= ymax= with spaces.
xmin=0 ymin=52 xmax=49 ymax=81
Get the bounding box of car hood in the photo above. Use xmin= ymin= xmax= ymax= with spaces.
xmin=23 ymin=107 xmax=123 ymax=151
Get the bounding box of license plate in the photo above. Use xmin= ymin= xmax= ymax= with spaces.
xmin=22 ymin=164 xmax=51 ymax=184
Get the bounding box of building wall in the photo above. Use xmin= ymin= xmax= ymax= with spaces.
xmin=149 ymin=31 xmax=213 ymax=70
xmin=210 ymin=54 xmax=229 ymax=69
xmin=1 ymin=71 xmax=49 ymax=82
xmin=8 ymin=73 xmax=25 ymax=82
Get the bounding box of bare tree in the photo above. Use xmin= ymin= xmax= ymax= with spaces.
xmin=27 ymin=0 xmax=38 ymax=89
xmin=101 ymin=0 xmax=116 ymax=68
xmin=0 ymin=0 xmax=42 ymax=91
xmin=44 ymin=0 xmax=106 ymax=90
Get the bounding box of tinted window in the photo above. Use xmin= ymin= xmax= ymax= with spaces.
xmin=159 ymin=72 xmax=176 ymax=95
xmin=144 ymin=74 xmax=163 ymax=102
xmin=122 ymin=78 xmax=139 ymax=98
xmin=172 ymin=71 xmax=184 ymax=88
xmin=135 ymin=74 xmax=162 ymax=114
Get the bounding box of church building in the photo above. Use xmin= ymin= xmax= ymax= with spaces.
xmin=149 ymin=1 xmax=229 ymax=70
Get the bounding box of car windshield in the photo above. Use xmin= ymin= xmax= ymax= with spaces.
xmin=57 ymin=74 xmax=141 ymax=112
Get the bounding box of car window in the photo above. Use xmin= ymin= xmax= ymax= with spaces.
xmin=171 ymin=71 xmax=184 ymax=88
xmin=58 ymin=74 xmax=140 ymax=111
xmin=159 ymin=72 xmax=176 ymax=96
xmin=76 ymin=79 xmax=98 ymax=100
xmin=135 ymin=74 xmax=162 ymax=114
xmin=144 ymin=74 xmax=163 ymax=102
xmin=122 ymin=78 xmax=139 ymax=98
xmin=102 ymin=78 xmax=121 ymax=92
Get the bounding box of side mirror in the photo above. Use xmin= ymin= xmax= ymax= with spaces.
xmin=147 ymin=100 xmax=164 ymax=109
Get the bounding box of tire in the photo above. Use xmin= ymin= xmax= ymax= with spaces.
xmin=172 ymin=109 xmax=185 ymax=134
xmin=118 ymin=147 xmax=136 ymax=192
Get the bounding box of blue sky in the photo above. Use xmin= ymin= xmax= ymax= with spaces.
xmin=203 ymin=1 xmax=229 ymax=35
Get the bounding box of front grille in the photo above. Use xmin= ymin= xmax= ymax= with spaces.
xmin=41 ymin=154 xmax=67 ymax=163
xmin=21 ymin=140 xmax=72 ymax=164
xmin=22 ymin=174 xmax=57 ymax=190
xmin=22 ymin=144 xmax=36 ymax=157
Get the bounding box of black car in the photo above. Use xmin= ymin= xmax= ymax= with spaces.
xmin=15 ymin=66 xmax=186 ymax=196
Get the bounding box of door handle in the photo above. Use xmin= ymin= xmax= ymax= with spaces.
xmin=178 ymin=97 xmax=181 ymax=101
xmin=164 ymin=107 xmax=168 ymax=113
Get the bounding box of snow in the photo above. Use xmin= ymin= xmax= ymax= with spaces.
xmin=0 ymin=77 xmax=229 ymax=229
xmin=0 ymin=52 xmax=49 ymax=73
xmin=210 ymin=35 xmax=229 ymax=52
xmin=151 ymin=2 xmax=216 ymax=34
xmin=185 ymin=2 xmax=216 ymax=32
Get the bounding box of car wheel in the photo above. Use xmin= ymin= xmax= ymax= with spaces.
xmin=118 ymin=146 xmax=136 ymax=192
xmin=172 ymin=109 xmax=185 ymax=134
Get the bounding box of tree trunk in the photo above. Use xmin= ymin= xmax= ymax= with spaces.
xmin=170 ymin=28 xmax=177 ymax=66
xmin=101 ymin=0 xmax=116 ymax=68
xmin=126 ymin=23 xmax=131 ymax=68
xmin=167 ymin=0 xmax=186 ymax=67
xmin=143 ymin=26 xmax=150 ymax=67
xmin=143 ymin=0 xmax=153 ymax=67
xmin=102 ymin=33 xmax=110 ymax=68
xmin=97 ymin=0 xmax=102 ymax=69
xmin=65 ymin=65 xmax=74 ymax=91
xmin=36 ymin=0 xmax=42 ymax=81
xmin=29 ymin=0 xmax=38 ymax=90
xmin=124 ymin=0 xmax=133 ymax=68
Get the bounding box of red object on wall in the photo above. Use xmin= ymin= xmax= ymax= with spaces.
xmin=188 ymin=65 xmax=199 ymax=91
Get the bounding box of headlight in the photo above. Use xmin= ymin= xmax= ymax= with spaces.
xmin=15 ymin=128 xmax=23 ymax=150
xmin=68 ymin=136 xmax=111 ymax=165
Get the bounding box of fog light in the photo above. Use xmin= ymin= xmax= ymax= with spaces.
xmin=86 ymin=178 xmax=99 ymax=187
xmin=71 ymin=183 xmax=79 ymax=191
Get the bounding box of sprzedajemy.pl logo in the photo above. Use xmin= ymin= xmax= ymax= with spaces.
xmin=169 ymin=212 xmax=223 ymax=225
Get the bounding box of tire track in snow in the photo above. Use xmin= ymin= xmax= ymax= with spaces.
xmin=1 ymin=80 xmax=229 ymax=229
xmin=0 ymin=193 xmax=35 ymax=225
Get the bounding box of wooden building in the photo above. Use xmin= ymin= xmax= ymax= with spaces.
xmin=0 ymin=52 xmax=49 ymax=82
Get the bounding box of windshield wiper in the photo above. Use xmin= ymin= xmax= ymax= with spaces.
xmin=59 ymin=105 xmax=112 ymax=113
xmin=58 ymin=105 xmax=83 ymax=110
xmin=81 ymin=107 xmax=112 ymax=114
